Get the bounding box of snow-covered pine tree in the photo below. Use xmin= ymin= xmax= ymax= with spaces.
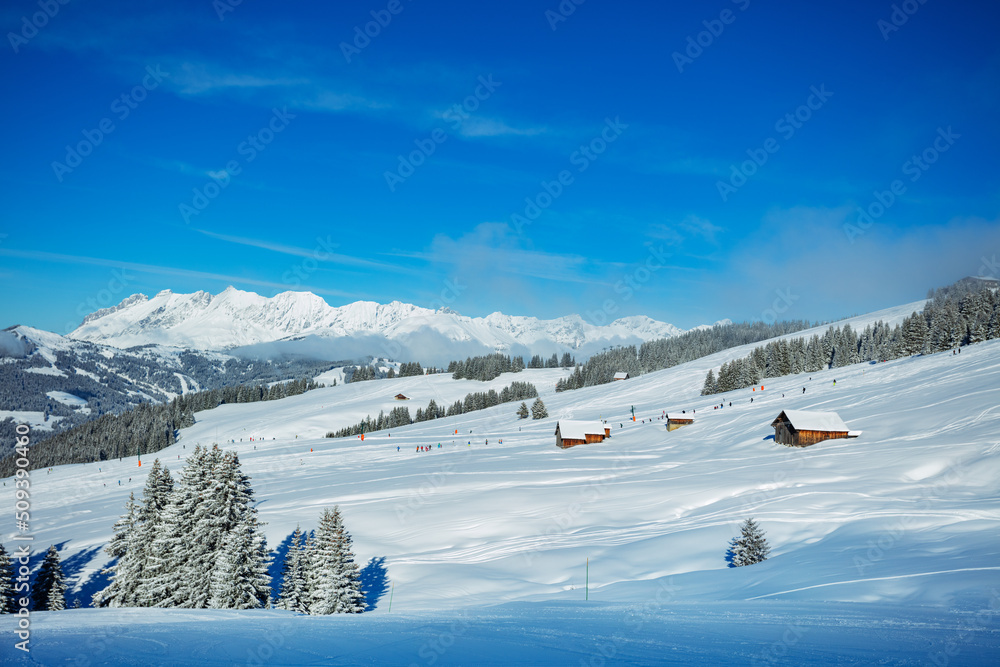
xmin=307 ymin=507 xmax=366 ymax=615
xmin=531 ymin=398 xmax=548 ymax=420
xmin=92 ymin=492 xmax=139 ymax=607
xmin=516 ymin=402 xmax=529 ymax=419
xmin=32 ymin=545 xmax=67 ymax=611
xmin=193 ymin=448 xmax=265 ymax=609
xmin=701 ymin=369 xmax=717 ymax=396
xmin=208 ymin=510 xmax=271 ymax=610
xmin=728 ymin=518 xmax=771 ymax=567
xmin=0 ymin=544 xmax=15 ymax=613
xmin=277 ymin=527 xmax=310 ymax=613
xmin=141 ymin=445 xmax=221 ymax=607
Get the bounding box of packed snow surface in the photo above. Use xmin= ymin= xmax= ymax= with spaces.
xmin=2 ymin=314 xmax=998 ymax=664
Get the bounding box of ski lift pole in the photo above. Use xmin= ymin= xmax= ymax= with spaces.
xmin=388 ymin=581 xmax=394 ymax=612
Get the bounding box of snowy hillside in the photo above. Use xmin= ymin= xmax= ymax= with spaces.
xmin=67 ymin=286 xmax=686 ymax=358
xmin=0 ymin=326 xmax=335 ymax=450
xmin=2 ymin=299 xmax=998 ymax=662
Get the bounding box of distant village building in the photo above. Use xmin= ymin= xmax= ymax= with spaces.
xmin=770 ymin=410 xmax=861 ymax=447
xmin=394 ymin=393 xmax=409 ymax=400
xmin=555 ymin=420 xmax=611 ymax=448
xmin=665 ymin=414 xmax=695 ymax=432
xmin=960 ymin=275 xmax=999 ymax=290
xmin=613 ymin=372 xmax=630 ymax=381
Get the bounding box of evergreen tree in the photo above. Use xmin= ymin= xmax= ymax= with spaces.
xmin=307 ymin=507 xmax=366 ymax=615
xmin=277 ymin=527 xmax=310 ymax=614
xmin=141 ymin=445 xmax=221 ymax=607
xmin=193 ymin=449 xmax=261 ymax=609
xmin=0 ymin=544 xmax=15 ymax=614
xmin=516 ymin=402 xmax=529 ymax=419
xmin=208 ymin=514 xmax=271 ymax=610
xmin=32 ymin=545 xmax=67 ymax=611
xmin=728 ymin=518 xmax=771 ymax=567
xmin=92 ymin=492 xmax=139 ymax=607
xmin=531 ymin=398 xmax=548 ymax=420
xmin=701 ymin=369 xmax=717 ymax=396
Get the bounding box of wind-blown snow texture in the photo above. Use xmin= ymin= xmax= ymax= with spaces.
xmin=68 ymin=286 xmax=686 ymax=356
xmin=3 ymin=302 xmax=999 ymax=664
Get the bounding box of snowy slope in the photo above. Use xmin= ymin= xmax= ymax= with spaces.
xmin=67 ymin=286 xmax=686 ymax=354
xmin=4 ymin=601 xmax=997 ymax=666
xmin=3 ymin=306 xmax=997 ymax=664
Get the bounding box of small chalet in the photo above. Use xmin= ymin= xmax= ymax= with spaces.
xmin=665 ymin=414 xmax=695 ymax=432
xmin=770 ymin=410 xmax=862 ymax=447
xmin=555 ymin=420 xmax=611 ymax=449
xmin=613 ymin=372 xmax=629 ymax=381
xmin=394 ymin=393 xmax=409 ymax=401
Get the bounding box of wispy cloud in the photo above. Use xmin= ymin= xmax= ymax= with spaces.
xmin=0 ymin=248 xmax=357 ymax=298
xmin=648 ymin=215 xmax=724 ymax=245
xmin=455 ymin=117 xmax=548 ymax=139
xmin=193 ymin=229 xmax=414 ymax=273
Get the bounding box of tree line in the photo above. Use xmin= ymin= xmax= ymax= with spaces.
xmin=701 ymin=283 xmax=1000 ymax=395
xmin=326 ymin=381 xmax=539 ymax=438
xmin=555 ymin=319 xmax=815 ymax=392
xmin=0 ymin=377 xmax=322 ymax=476
xmin=448 ymin=353 xmax=526 ymax=381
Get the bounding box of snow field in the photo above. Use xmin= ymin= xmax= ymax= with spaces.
xmin=1 ymin=302 xmax=998 ymax=663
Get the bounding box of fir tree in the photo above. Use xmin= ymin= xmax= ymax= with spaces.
xmin=307 ymin=507 xmax=366 ymax=615
xmin=32 ymin=545 xmax=67 ymax=611
xmin=516 ymin=402 xmax=529 ymax=419
xmin=277 ymin=527 xmax=310 ymax=614
xmin=0 ymin=544 xmax=15 ymax=614
xmin=92 ymin=492 xmax=139 ymax=607
xmin=701 ymin=369 xmax=717 ymax=396
xmin=728 ymin=518 xmax=771 ymax=567
xmin=208 ymin=516 xmax=271 ymax=610
xmin=531 ymin=398 xmax=548 ymax=419
xmin=141 ymin=445 xmax=221 ymax=607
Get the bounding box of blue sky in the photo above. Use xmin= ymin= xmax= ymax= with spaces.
xmin=2 ymin=0 xmax=998 ymax=334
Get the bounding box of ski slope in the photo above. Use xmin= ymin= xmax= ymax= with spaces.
xmin=2 ymin=302 xmax=999 ymax=664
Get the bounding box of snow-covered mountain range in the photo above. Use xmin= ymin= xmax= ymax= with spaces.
xmin=69 ymin=287 xmax=689 ymax=360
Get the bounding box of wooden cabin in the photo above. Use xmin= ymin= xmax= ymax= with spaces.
xmin=555 ymin=420 xmax=610 ymax=449
xmin=665 ymin=414 xmax=695 ymax=432
xmin=770 ymin=410 xmax=861 ymax=447
xmin=613 ymin=372 xmax=629 ymax=381
xmin=394 ymin=393 xmax=409 ymax=400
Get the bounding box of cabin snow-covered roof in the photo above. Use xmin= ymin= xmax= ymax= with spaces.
xmin=556 ymin=420 xmax=607 ymax=441
xmin=772 ymin=410 xmax=850 ymax=432
xmin=613 ymin=372 xmax=629 ymax=380
xmin=665 ymin=414 xmax=695 ymax=422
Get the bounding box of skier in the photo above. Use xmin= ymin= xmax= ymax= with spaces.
xmin=750 ymin=397 xmax=753 ymax=403
xmin=397 ymin=446 xmax=400 ymax=452
xmin=803 ymin=387 xmax=806 ymax=394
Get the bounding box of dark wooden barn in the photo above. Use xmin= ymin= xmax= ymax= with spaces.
xmin=665 ymin=414 xmax=695 ymax=432
xmin=555 ymin=421 xmax=610 ymax=448
xmin=770 ymin=410 xmax=861 ymax=447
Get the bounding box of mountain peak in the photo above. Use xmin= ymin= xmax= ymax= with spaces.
xmin=68 ymin=287 xmax=685 ymax=354
xmin=79 ymin=293 xmax=149 ymax=327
